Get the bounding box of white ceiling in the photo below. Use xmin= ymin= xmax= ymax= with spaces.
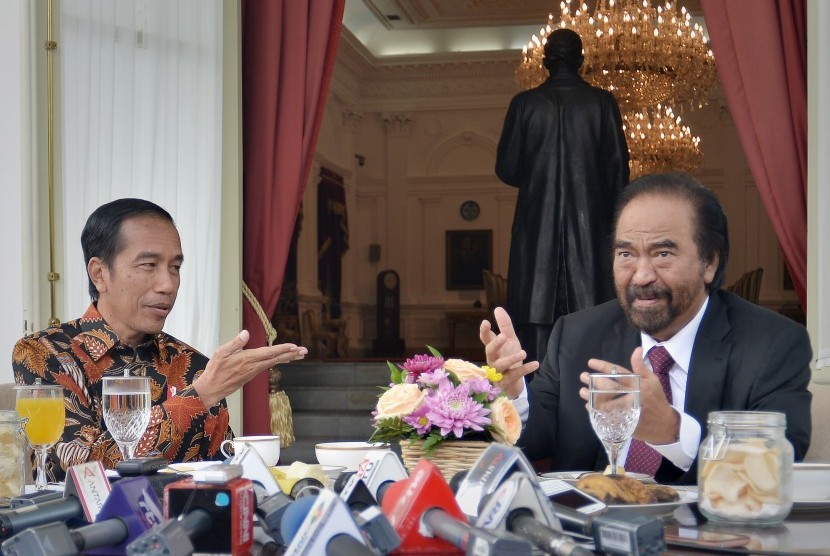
xmin=343 ymin=0 xmax=704 ymax=59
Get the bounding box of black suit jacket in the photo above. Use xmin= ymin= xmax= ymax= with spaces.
xmin=519 ymin=290 xmax=812 ymax=484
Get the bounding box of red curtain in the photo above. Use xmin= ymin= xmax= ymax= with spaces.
xmin=241 ymin=0 xmax=345 ymax=433
xmin=700 ymin=0 xmax=807 ymax=308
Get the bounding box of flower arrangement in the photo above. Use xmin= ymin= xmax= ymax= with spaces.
xmin=369 ymin=347 xmax=521 ymax=451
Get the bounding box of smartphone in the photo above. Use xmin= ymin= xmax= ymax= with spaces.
xmin=664 ymin=526 xmax=751 ymax=548
xmin=539 ymin=478 xmax=607 ymax=514
xmin=116 ymin=456 xmax=170 ymax=476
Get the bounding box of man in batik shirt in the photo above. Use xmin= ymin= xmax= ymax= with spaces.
xmin=12 ymin=198 xmax=307 ymax=481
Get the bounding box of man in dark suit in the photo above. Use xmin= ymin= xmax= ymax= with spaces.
xmin=480 ymin=173 xmax=812 ymax=484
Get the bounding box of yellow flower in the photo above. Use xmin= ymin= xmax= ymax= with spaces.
xmin=489 ymin=396 xmax=522 ymax=445
xmin=484 ymin=365 xmax=503 ymax=383
xmin=375 ymin=383 xmax=426 ymax=420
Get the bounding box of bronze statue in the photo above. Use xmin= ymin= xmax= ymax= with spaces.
xmin=496 ymin=28 xmax=629 ymax=364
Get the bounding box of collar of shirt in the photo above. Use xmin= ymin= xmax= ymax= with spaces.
xmin=76 ymin=303 xmax=161 ymax=363
xmin=640 ymin=295 xmax=710 ymax=376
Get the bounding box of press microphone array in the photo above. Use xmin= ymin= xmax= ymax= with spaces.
xmin=382 ymin=458 xmax=532 ymax=555
xmin=2 ymin=476 xmax=163 ymax=556
xmin=476 ymin=472 xmax=591 ymax=556
xmin=128 ymin=463 xmax=255 ymax=556
xmin=0 ymin=461 xmax=112 ymax=540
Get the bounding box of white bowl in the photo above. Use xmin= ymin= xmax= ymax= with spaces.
xmin=792 ymin=463 xmax=830 ymax=501
xmin=315 ymin=441 xmax=391 ymax=471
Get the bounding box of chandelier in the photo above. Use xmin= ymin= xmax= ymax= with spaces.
xmin=516 ymin=0 xmax=714 ymax=177
xmin=623 ymin=104 xmax=701 ymax=179
xmin=517 ymin=0 xmax=717 ymax=111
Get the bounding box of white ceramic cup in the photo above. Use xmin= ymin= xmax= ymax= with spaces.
xmin=220 ymin=435 xmax=281 ymax=466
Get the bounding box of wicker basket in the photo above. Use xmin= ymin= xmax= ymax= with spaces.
xmin=399 ymin=439 xmax=491 ymax=482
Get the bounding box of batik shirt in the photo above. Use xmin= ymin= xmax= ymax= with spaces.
xmin=12 ymin=303 xmax=232 ymax=482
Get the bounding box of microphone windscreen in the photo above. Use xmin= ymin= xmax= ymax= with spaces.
xmin=334 ymin=471 xmax=355 ymax=493
xmin=449 ymin=470 xmax=468 ymax=494
xmin=280 ymin=495 xmax=317 ymax=545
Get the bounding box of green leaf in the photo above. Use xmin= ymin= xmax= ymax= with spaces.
xmin=387 ymin=361 xmax=404 ymax=384
xmin=426 ymin=345 xmax=443 ymax=358
xmin=472 ymin=393 xmax=488 ymax=404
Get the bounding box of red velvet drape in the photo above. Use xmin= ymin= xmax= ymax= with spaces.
xmin=241 ymin=0 xmax=345 ymax=433
xmin=700 ymin=0 xmax=807 ymax=308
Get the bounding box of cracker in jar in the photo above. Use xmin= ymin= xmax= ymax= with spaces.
xmin=744 ymin=451 xmax=779 ymax=494
xmin=704 ymin=462 xmax=746 ymax=503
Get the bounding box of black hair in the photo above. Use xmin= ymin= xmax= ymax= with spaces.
xmin=81 ymin=198 xmax=174 ymax=301
xmin=543 ymin=28 xmax=584 ymax=72
xmin=612 ymin=172 xmax=729 ymax=291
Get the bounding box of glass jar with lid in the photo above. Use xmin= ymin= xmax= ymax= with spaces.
xmin=698 ymin=411 xmax=793 ymax=525
xmin=0 ymin=410 xmax=27 ymax=499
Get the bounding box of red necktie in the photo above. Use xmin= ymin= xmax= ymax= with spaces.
xmin=624 ymin=345 xmax=674 ymax=475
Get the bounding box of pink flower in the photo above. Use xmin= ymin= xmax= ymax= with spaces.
xmin=418 ymin=367 xmax=451 ymax=387
xmin=466 ymin=377 xmax=499 ymax=400
xmin=402 ymin=354 xmax=444 ymax=384
xmin=403 ymin=403 xmax=433 ymax=435
xmin=423 ymin=381 xmax=491 ymax=439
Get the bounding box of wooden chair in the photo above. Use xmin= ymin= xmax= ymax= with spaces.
xmin=482 ymin=269 xmax=507 ymax=311
xmin=726 ymin=267 xmax=764 ymax=304
xmin=301 ymin=309 xmax=348 ymax=358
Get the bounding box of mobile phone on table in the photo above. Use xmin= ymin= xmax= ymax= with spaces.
xmin=539 ymin=478 xmax=607 ymax=514
xmin=664 ymin=526 xmax=751 ymax=548
xmin=116 ymin=456 xmax=169 ymax=476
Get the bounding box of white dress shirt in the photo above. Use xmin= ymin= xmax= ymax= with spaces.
xmin=513 ymin=297 xmax=708 ymax=472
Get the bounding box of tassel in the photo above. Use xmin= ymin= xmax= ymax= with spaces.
xmin=269 ymin=367 xmax=295 ymax=447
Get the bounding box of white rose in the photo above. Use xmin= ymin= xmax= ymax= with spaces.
xmin=375 ymin=383 xmax=426 ymax=420
xmin=489 ymin=396 xmax=522 ymax=445
xmin=443 ymin=359 xmax=488 ymax=382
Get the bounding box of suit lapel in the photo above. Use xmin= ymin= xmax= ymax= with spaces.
xmin=602 ymin=311 xmax=640 ymax=367
xmin=684 ymin=292 xmax=732 ymax=426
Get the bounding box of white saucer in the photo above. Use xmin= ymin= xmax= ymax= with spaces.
xmin=540 ymin=470 xmax=653 ymax=482
xmin=606 ymin=490 xmax=698 ymax=517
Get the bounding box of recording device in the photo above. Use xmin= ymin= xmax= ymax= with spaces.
xmin=454 ymin=443 xmax=537 ymax=518
xmin=539 ymin=479 xmax=606 ymax=515
xmin=382 ymin=459 xmax=531 ymax=555
xmin=256 ymin=490 xmax=295 ymax=545
xmin=1 ymin=476 xmax=163 ymax=556
xmin=290 ymin=477 xmax=325 ymax=499
xmin=116 ymin=457 xmax=169 ymax=477
xmin=352 ymin=505 xmax=400 ymax=555
xmin=0 ymin=461 xmax=111 ymax=539
xmin=281 ymin=489 xmax=375 ymax=556
xmin=340 ymin=451 xmax=408 ymax=510
xmin=127 ymin=473 xmax=255 ymax=556
xmin=190 ymin=463 xmax=243 ymax=484
xmin=477 ymin=472 xmax=591 ymax=556
xmin=553 ymin=503 xmax=665 ymax=556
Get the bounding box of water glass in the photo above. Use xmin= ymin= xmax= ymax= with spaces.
xmin=102 ymin=376 xmax=151 ymax=461
xmin=588 ymin=373 xmax=641 ymax=475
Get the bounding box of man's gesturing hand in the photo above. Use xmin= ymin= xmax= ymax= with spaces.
xmin=193 ymin=330 xmax=308 ymax=409
xmin=478 ymin=307 xmax=539 ymax=400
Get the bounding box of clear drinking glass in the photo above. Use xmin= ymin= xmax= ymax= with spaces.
xmin=588 ymin=373 xmax=641 ymax=475
xmin=15 ymin=379 xmax=65 ymax=490
xmin=102 ymin=376 xmax=151 ymax=461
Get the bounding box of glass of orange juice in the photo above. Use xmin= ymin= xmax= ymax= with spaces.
xmin=15 ymin=379 xmax=65 ymax=490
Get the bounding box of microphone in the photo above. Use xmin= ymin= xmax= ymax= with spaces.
xmin=553 ymin=503 xmax=666 ymax=556
xmin=454 ymin=444 xmax=537 ymax=518
xmin=339 ymin=451 xmax=408 ymax=511
xmin=226 ymin=443 xmax=282 ymax=499
xmin=0 ymin=461 xmax=112 ymax=539
xmin=281 ymin=489 xmax=375 ymax=556
xmin=127 ymin=466 xmax=255 ymax=556
xmin=381 ymin=458 xmax=532 ymax=555
xmin=1 ymin=476 xmax=163 ymax=556
xmin=477 ymin=472 xmax=591 ymax=556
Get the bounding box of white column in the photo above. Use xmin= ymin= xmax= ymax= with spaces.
xmin=808 ymin=0 xmax=830 ymax=383
xmin=0 ymin=1 xmax=34 ymax=383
